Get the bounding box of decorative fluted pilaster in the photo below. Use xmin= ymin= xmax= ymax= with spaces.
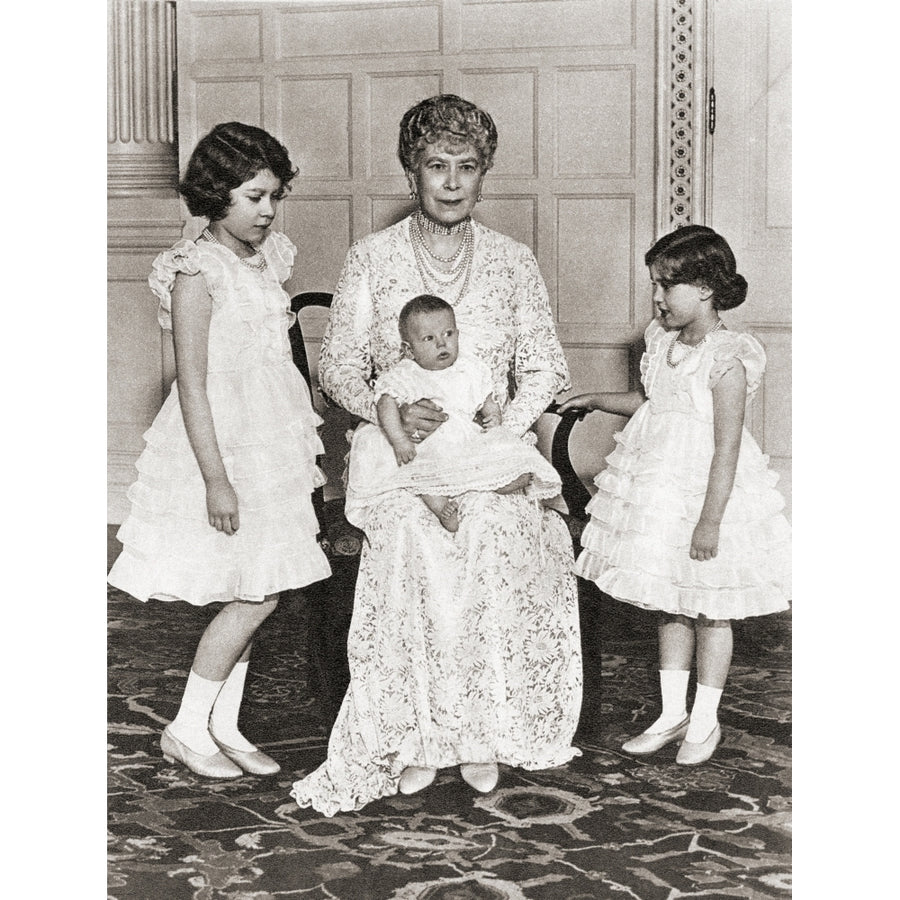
xmin=108 ymin=0 xmax=178 ymax=196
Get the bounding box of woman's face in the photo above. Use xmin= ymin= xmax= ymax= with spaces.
xmin=408 ymin=142 xmax=484 ymax=227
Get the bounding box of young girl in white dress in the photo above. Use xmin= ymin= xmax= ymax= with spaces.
xmin=559 ymin=225 xmax=790 ymax=766
xmin=108 ymin=122 xmax=331 ymax=779
xmin=346 ymin=294 xmax=561 ymax=532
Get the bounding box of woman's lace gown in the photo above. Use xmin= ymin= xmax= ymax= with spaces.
xmin=291 ymin=217 xmax=582 ymax=816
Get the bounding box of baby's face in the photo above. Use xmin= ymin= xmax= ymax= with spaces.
xmin=404 ymin=308 xmax=459 ymax=371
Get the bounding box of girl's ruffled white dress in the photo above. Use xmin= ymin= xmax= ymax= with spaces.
xmin=576 ymin=318 xmax=791 ymax=620
xmin=108 ymin=232 xmax=331 ymax=605
xmin=345 ymin=354 xmax=562 ymax=530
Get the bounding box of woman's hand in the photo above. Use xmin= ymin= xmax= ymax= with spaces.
xmin=206 ymin=477 xmax=240 ymax=536
xmin=690 ymin=519 xmax=719 ymax=561
xmin=400 ymin=398 xmax=448 ymax=442
xmin=556 ymin=393 xmax=599 ymax=414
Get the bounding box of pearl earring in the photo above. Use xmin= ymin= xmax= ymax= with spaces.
xmin=409 ymin=190 xmax=418 ymax=201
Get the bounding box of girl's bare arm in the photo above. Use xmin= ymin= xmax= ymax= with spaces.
xmin=557 ymin=389 xmax=646 ymax=418
xmin=691 ymin=362 xmax=746 ymax=560
xmin=171 ymin=272 xmax=239 ymax=535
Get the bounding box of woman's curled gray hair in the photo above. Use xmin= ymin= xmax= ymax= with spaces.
xmin=398 ymin=94 xmax=498 ymax=173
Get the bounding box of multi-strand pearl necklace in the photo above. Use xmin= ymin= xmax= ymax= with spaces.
xmin=201 ymin=227 xmax=268 ymax=272
xmin=665 ymin=318 xmax=725 ymax=368
xmin=409 ymin=212 xmax=474 ymax=304
xmin=415 ymin=211 xmax=469 ymax=236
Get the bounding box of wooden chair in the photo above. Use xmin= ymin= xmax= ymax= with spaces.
xmin=289 ymin=292 xmax=362 ymax=724
xmin=289 ymin=292 xmax=593 ymax=724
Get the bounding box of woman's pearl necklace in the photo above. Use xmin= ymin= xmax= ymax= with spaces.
xmin=415 ymin=210 xmax=469 ymax=235
xmin=409 ymin=213 xmax=474 ymax=304
xmin=201 ymin=227 xmax=268 ymax=272
xmin=665 ymin=318 xmax=725 ymax=368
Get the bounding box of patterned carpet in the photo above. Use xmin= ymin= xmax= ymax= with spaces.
xmin=107 ymin=573 xmax=791 ymax=900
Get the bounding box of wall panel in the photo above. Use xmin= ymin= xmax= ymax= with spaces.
xmin=557 ymin=196 xmax=633 ymax=325
xmin=276 ymin=2 xmax=441 ymax=58
xmin=193 ymin=79 xmax=264 ymax=134
xmin=279 ymin=76 xmax=352 ymax=177
xmin=556 ymin=67 xmax=634 ymax=177
xmin=459 ymin=0 xmax=634 ymax=50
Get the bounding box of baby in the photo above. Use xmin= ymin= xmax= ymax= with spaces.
xmin=345 ymin=294 xmax=561 ymax=532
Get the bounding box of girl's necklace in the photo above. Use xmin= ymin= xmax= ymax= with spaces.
xmin=666 ymin=318 xmax=725 ymax=368
xmin=201 ymin=227 xmax=268 ymax=272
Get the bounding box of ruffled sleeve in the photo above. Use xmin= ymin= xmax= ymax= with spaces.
xmin=639 ymin=318 xmax=666 ymax=384
xmin=708 ymin=331 xmax=767 ymax=400
xmin=148 ymin=240 xmax=201 ymax=332
xmin=266 ymin=231 xmax=297 ymax=283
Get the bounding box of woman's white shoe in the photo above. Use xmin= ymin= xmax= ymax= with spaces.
xmin=398 ymin=766 xmax=437 ymax=794
xmin=460 ymin=763 xmax=498 ymax=792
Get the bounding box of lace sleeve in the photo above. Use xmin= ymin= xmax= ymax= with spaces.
xmin=318 ymin=241 xmax=378 ymax=423
xmin=502 ymin=245 xmax=571 ymax=436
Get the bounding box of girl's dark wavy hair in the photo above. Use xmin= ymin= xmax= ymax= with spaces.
xmin=398 ymin=94 xmax=498 ymax=173
xmin=178 ymin=122 xmax=298 ymax=221
xmin=398 ymin=293 xmax=455 ymax=342
xmin=645 ymin=225 xmax=748 ymax=311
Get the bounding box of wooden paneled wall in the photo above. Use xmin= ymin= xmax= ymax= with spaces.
xmin=108 ymin=0 xmax=791 ymax=521
xmin=174 ymin=0 xmax=658 ymax=501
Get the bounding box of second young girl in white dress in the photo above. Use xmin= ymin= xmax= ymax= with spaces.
xmin=560 ymin=225 xmax=790 ymax=766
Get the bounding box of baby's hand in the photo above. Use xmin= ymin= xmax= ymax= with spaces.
xmin=394 ymin=440 xmax=417 ymax=465
xmin=690 ymin=520 xmax=720 ymax=561
xmin=481 ymin=408 xmax=502 ymax=429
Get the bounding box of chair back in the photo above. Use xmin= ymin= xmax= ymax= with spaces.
xmin=289 ymin=291 xmax=335 ymax=394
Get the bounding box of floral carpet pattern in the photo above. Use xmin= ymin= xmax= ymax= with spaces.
xmin=107 ymin=577 xmax=791 ymax=900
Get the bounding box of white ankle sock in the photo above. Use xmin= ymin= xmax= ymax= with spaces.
xmin=169 ymin=670 xmax=224 ymax=755
xmin=209 ymin=661 xmax=257 ymax=752
xmin=646 ymin=669 xmax=690 ymax=733
xmin=685 ymin=683 xmax=723 ymax=742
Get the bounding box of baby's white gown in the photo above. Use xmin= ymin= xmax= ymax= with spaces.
xmin=345 ymin=355 xmax=562 ymax=530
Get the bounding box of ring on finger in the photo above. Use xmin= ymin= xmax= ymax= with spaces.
xmin=412 ymin=429 xmax=421 ymax=440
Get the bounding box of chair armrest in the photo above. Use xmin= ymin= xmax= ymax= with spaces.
xmin=544 ymin=402 xmax=592 ymax=524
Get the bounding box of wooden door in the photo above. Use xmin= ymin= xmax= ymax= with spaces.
xmin=706 ymin=0 xmax=792 ymax=512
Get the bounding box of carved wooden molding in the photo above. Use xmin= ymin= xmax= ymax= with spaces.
xmin=656 ymin=0 xmax=709 ymax=233
xmin=108 ymin=0 xmax=178 ymax=195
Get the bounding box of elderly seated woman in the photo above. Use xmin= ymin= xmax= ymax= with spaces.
xmin=291 ymin=94 xmax=583 ymax=817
